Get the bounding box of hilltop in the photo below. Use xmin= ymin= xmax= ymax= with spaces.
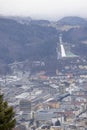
xmin=57 ymin=16 xmax=87 ymax=26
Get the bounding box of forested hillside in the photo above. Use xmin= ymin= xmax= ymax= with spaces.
xmin=0 ymin=16 xmax=87 ymax=74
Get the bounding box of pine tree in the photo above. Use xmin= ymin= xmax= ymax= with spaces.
xmin=0 ymin=94 xmax=16 ymax=130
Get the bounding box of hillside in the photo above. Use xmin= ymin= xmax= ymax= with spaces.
xmin=57 ymin=16 xmax=87 ymax=26
xmin=0 ymin=16 xmax=87 ymax=74
xmin=0 ymin=17 xmax=57 ymax=63
xmin=63 ymin=27 xmax=87 ymax=56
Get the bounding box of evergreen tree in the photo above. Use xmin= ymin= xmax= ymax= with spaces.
xmin=0 ymin=94 xmax=16 ymax=130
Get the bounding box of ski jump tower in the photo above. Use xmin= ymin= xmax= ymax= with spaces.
xmin=57 ymin=34 xmax=78 ymax=60
xmin=57 ymin=34 xmax=66 ymax=59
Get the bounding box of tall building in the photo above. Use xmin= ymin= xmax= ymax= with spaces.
xmin=19 ymin=99 xmax=31 ymax=112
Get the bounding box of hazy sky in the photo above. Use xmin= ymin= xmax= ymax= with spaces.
xmin=0 ymin=0 xmax=87 ymax=20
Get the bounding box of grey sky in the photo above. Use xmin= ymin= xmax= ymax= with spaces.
xmin=0 ymin=0 xmax=87 ymax=20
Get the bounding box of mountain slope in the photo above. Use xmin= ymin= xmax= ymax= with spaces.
xmin=0 ymin=16 xmax=87 ymax=74
xmin=57 ymin=16 xmax=87 ymax=26
xmin=0 ymin=17 xmax=58 ymax=64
